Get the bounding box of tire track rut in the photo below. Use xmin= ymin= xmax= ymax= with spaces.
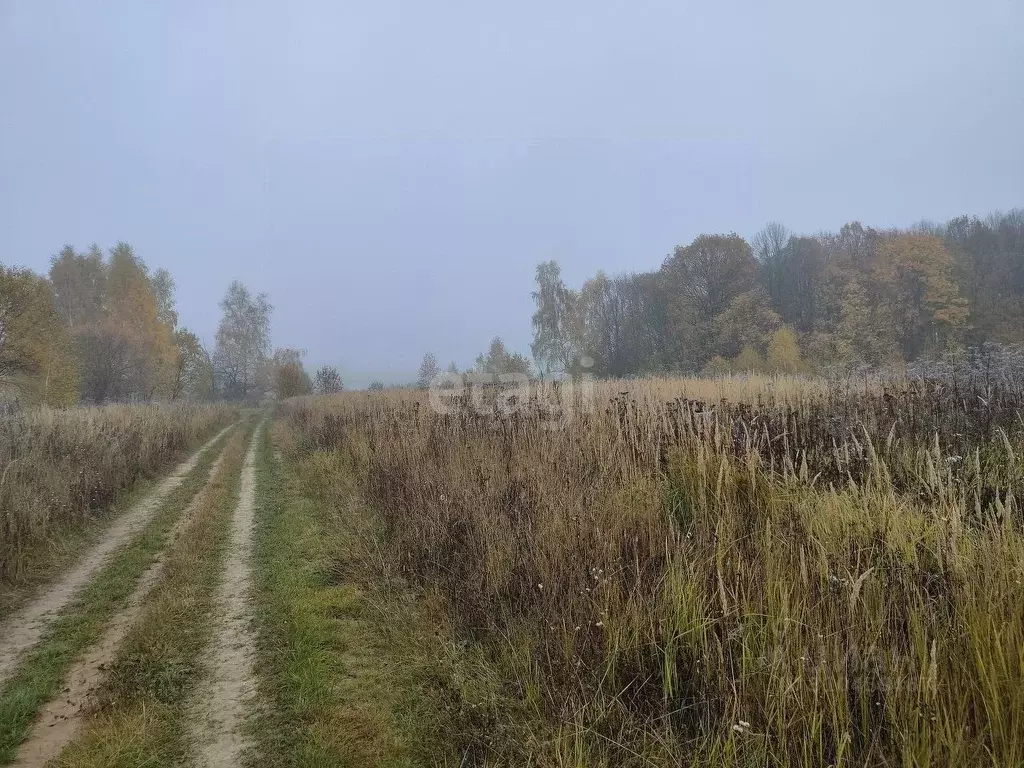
xmin=191 ymin=422 xmax=264 ymax=767
xmin=11 ymin=443 xmax=233 ymax=767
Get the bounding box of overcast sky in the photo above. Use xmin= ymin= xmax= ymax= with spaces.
xmin=2 ymin=1 xmax=1022 ymax=386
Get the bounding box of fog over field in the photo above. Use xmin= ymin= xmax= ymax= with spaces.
xmin=3 ymin=0 xmax=1023 ymax=386
xmin=5 ymin=5 xmax=1024 ymax=766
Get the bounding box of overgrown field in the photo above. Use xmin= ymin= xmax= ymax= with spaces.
xmin=282 ymin=374 xmax=1024 ymax=767
xmin=0 ymin=402 xmax=234 ymax=587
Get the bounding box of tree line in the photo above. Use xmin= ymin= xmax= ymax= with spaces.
xmin=530 ymin=209 xmax=1024 ymax=377
xmin=415 ymin=337 xmax=533 ymax=389
xmin=0 ymin=243 xmax=343 ymax=406
xmin=9 ymin=206 xmax=1021 ymax=404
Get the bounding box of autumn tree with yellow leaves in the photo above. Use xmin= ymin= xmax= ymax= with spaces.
xmin=5 ymin=242 xmax=260 ymax=406
xmin=46 ymin=243 xmax=189 ymax=403
xmin=533 ymin=209 xmax=1022 ymax=376
xmin=0 ymin=266 xmax=78 ymax=406
xmin=872 ymin=235 xmax=969 ymax=361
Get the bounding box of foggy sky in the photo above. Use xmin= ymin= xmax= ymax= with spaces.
xmin=2 ymin=1 xmax=1022 ymax=386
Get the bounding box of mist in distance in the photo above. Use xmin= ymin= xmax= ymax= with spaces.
xmin=2 ymin=0 xmax=1022 ymax=386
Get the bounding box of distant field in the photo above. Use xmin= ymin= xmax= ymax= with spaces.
xmin=282 ymin=372 xmax=1024 ymax=767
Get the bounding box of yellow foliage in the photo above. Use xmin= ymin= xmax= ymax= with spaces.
xmin=0 ymin=267 xmax=79 ymax=406
xmin=874 ymin=235 xmax=968 ymax=358
xmin=732 ymin=345 xmax=763 ymax=372
xmin=106 ymin=244 xmax=179 ymax=398
xmin=766 ymin=325 xmax=806 ymax=374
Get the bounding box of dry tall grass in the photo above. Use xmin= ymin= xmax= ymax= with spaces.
xmin=0 ymin=402 xmax=234 ymax=585
xmin=284 ymin=375 xmax=1024 ymax=767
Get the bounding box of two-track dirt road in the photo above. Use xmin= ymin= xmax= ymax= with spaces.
xmin=0 ymin=420 xmax=268 ymax=767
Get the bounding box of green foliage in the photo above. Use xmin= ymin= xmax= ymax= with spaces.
xmin=757 ymin=230 xmax=827 ymax=333
xmin=48 ymin=244 xmax=106 ymax=329
xmin=248 ymin=432 xmax=461 ymax=767
xmin=663 ymin=233 xmax=757 ymax=368
xmin=474 ymin=336 xmax=532 ymax=377
xmin=945 ymin=214 xmax=1024 ymax=343
xmin=713 ymin=290 xmax=781 ymax=358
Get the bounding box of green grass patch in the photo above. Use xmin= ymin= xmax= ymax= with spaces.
xmin=52 ymin=417 xmax=258 ymax=768
xmin=0 ymin=425 xmax=234 ymax=764
xmin=247 ymin=422 xmax=464 ymax=768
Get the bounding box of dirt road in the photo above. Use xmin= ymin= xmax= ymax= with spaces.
xmin=0 ymin=425 xmax=233 ymax=690
xmin=190 ymin=422 xmax=263 ymax=767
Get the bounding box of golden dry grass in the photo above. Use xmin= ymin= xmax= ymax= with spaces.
xmin=0 ymin=402 xmax=234 ymax=587
xmin=282 ymin=375 xmax=1024 ymax=767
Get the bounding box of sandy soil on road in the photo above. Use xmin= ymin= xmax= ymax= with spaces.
xmin=192 ymin=422 xmax=264 ymax=768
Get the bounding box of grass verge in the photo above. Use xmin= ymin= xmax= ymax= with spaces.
xmin=0 ymin=425 xmax=234 ymax=763
xmin=50 ymin=417 xmax=257 ymax=768
xmin=246 ymin=420 xmax=463 ymax=768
